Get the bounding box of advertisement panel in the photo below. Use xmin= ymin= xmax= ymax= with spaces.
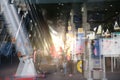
xmin=76 ymin=33 xmax=85 ymax=54
xmin=100 ymin=38 xmax=120 ymax=57
xmin=91 ymin=39 xmax=100 ymax=58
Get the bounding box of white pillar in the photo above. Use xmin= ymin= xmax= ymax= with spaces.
xmin=88 ymin=40 xmax=93 ymax=80
xmin=82 ymin=2 xmax=92 ymax=80
xmin=114 ymin=57 xmax=116 ymax=69
xmin=111 ymin=57 xmax=113 ymax=72
xmin=102 ymin=56 xmax=107 ymax=80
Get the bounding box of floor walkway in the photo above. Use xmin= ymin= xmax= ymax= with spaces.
xmin=0 ymin=62 xmax=120 ymax=80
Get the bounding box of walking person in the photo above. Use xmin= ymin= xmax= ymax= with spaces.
xmin=67 ymin=54 xmax=74 ymax=77
xmin=63 ymin=60 xmax=67 ymax=76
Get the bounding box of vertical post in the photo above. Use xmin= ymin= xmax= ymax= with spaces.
xmin=82 ymin=2 xmax=87 ymax=78
xmin=88 ymin=40 xmax=93 ymax=80
xmin=111 ymin=57 xmax=113 ymax=72
xmin=100 ymin=51 xmax=102 ymax=68
xmin=99 ymin=39 xmax=102 ymax=68
xmin=82 ymin=2 xmax=91 ymax=80
xmin=70 ymin=9 xmax=75 ymax=60
xmin=102 ymin=56 xmax=107 ymax=80
xmin=114 ymin=57 xmax=116 ymax=69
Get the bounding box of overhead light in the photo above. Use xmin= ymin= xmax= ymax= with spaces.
xmin=30 ymin=20 xmax=32 ymax=23
xmin=102 ymin=30 xmax=105 ymax=37
xmin=96 ymin=13 xmax=99 ymax=15
xmin=105 ymin=9 xmax=108 ymax=11
xmin=110 ymin=4 xmax=112 ymax=7
xmin=61 ymin=3 xmax=64 ymax=6
xmin=115 ymin=12 xmax=118 ymax=14
xmin=114 ymin=21 xmax=120 ymax=30
xmin=105 ymin=29 xmax=111 ymax=37
xmin=96 ymin=25 xmax=102 ymax=34
xmin=87 ymin=32 xmax=95 ymax=39
xmin=93 ymin=27 xmax=97 ymax=31
xmin=81 ymin=7 xmax=84 ymax=12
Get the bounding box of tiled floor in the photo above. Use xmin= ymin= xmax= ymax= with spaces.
xmin=0 ymin=56 xmax=120 ymax=80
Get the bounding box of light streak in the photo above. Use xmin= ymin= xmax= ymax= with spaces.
xmin=1 ymin=0 xmax=33 ymax=55
xmin=15 ymin=15 xmax=24 ymax=39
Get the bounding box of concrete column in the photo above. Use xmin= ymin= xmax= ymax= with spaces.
xmin=82 ymin=3 xmax=90 ymax=31
xmin=82 ymin=2 xmax=92 ymax=80
xmin=70 ymin=9 xmax=76 ymax=60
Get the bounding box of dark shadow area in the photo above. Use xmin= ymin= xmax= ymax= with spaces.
xmin=0 ymin=54 xmax=19 ymax=76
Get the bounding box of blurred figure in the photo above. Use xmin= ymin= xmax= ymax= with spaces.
xmin=67 ymin=54 xmax=74 ymax=77
xmin=33 ymin=48 xmax=42 ymax=74
xmin=16 ymin=51 xmax=37 ymax=76
xmin=62 ymin=60 xmax=67 ymax=76
xmin=17 ymin=51 xmax=29 ymax=61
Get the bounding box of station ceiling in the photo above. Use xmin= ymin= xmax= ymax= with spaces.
xmin=15 ymin=0 xmax=119 ymax=4
xmin=35 ymin=0 xmax=120 ymax=23
xmin=13 ymin=0 xmax=120 ymax=29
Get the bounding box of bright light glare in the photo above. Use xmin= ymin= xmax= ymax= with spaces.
xmin=49 ymin=26 xmax=64 ymax=57
xmin=2 ymin=0 xmax=32 ymax=55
